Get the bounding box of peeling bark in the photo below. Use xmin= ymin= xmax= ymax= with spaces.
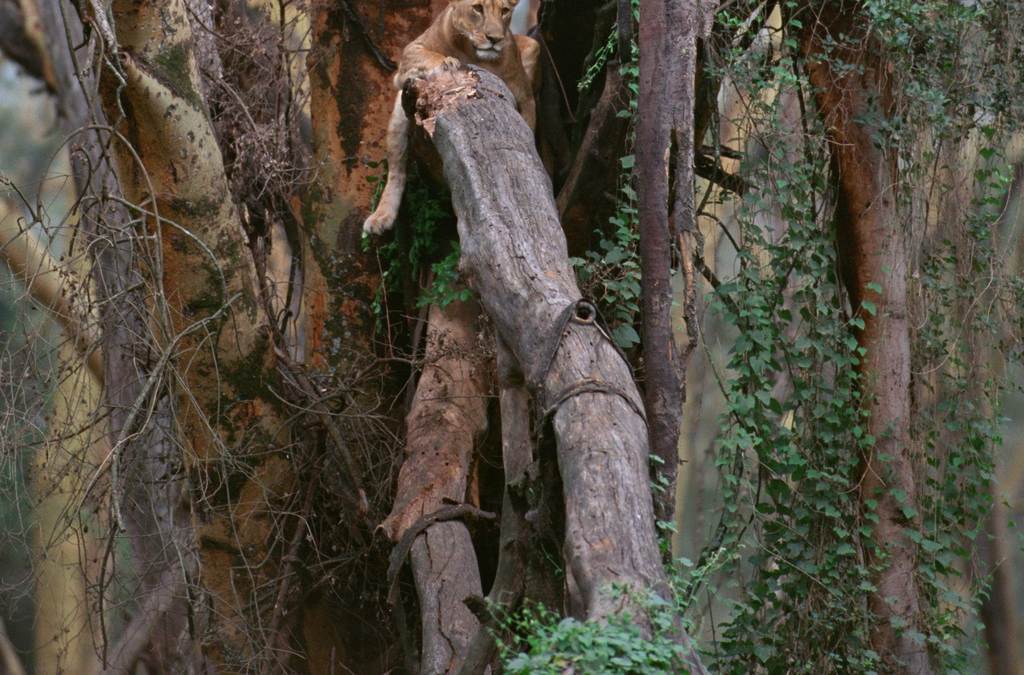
xmin=382 ymin=299 xmax=490 ymax=674
xmin=403 ymin=67 xmax=707 ymax=673
xmin=800 ymin=7 xmax=932 ymax=673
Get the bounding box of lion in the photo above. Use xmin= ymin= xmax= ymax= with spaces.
xmin=362 ymin=0 xmax=540 ymax=235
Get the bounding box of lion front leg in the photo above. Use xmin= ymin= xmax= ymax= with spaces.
xmin=363 ymin=94 xmax=410 ymax=235
xmin=515 ymin=34 xmax=541 ymax=93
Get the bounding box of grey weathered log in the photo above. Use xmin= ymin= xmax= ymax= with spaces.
xmin=638 ymin=0 xmax=711 ymax=524
xmin=404 ymin=67 xmax=707 ymax=673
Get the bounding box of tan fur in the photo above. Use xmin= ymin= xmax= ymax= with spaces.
xmin=363 ymin=0 xmax=540 ymax=235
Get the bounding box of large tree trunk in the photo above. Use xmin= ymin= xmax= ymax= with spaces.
xmin=1 ymin=1 xmax=196 ymax=669
xmin=84 ymin=0 xmax=297 ymax=668
xmin=401 ymin=67 xmax=707 ymax=673
xmin=800 ymin=7 xmax=932 ymax=674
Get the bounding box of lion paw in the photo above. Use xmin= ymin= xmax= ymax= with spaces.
xmin=440 ymin=56 xmax=461 ymax=72
xmin=363 ymin=210 xmax=396 ymax=236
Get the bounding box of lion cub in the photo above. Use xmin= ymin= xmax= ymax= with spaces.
xmin=363 ymin=0 xmax=540 ymax=235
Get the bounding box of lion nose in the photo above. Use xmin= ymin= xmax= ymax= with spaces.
xmin=485 ymin=33 xmax=503 ymax=44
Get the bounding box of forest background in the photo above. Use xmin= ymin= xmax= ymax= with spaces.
xmin=0 ymin=0 xmax=1022 ymax=673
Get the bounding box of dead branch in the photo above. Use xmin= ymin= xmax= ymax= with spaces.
xmin=0 ymin=202 xmax=104 ymax=384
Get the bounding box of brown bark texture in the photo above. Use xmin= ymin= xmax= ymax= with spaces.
xmin=637 ymin=0 xmax=708 ymax=522
xmin=800 ymin=6 xmax=932 ymax=674
xmin=87 ymin=0 xmax=297 ymax=668
xmin=382 ymin=299 xmax=491 ymax=674
xmin=403 ymin=66 xmax=707 ymax=673
xmin=308 ymin=0 xmax=434 ymax=352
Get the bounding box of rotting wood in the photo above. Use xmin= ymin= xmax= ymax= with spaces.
xmin=404 ymin=66 xmax=707 ymax=673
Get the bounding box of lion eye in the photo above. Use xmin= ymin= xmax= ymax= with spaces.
xmin=472 ymin=3 xmax=483 ymax=14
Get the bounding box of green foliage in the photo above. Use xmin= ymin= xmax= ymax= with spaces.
xmin=417 ymin=243 xmax=472 ymax=309
xmin=681 ymin=1 xmax=1023 ymax=671
xmin=365 ymin=164 xmax=470 ymax=321
xmin=500 ymin=593 xmax=692 ymax=675
xmin=706 ymin=104 xmax=881 ymax=673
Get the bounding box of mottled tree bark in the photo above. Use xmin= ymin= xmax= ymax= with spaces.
xmin=307 ymin=0 xmax=434 ymax=355
xmin=0 ymin=1 xmax=196 ymax=670
xmin=403 ymin=67 xmax=707 ymax=674
xmin=305 ymin=4 xmax=452 ymax=671
xmin=800 ymin=6 xmax=932 ymax=673
xmin=82 ymin=0 xmax=297 ymax=667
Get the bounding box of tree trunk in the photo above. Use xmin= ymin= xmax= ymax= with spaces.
xmin=800 ymin=8 xmax=932 ymax=674
xmin=402 ymin=67 xmax=707 ymax=673
xmin=980 ymin=487 xmax=1021 ymax=675
xmin=84 ymin=0 xmax=296 ymax=667
xmin=637 ymin=0 xmax=708 ymax=522
xmin=1 ymin=1 xmax=197 ymax=669
xmin=382 ymin=299 xmax=491 ymax=674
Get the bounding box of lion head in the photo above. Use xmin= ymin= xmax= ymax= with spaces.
xmin=449 ymin=0 xmax=518 ymax=62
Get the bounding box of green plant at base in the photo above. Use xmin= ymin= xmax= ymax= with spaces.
xmin=499 ymin=590 xmax=692 ymax=675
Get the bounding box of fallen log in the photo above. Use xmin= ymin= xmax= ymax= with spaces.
xmin=402 ymin=67 xmax=707 ymax=673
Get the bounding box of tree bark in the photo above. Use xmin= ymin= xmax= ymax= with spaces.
xmin=381 ymin=299 xmax=491 ymax=674
xmin=458 ymin=339 xmax=539 ymax=675
xmin=83 ymin=0 xmax=298 ymax=667
xmin=403 ymin=67 xmax=707 ymax=673
xmin=800 ymin=7 xmax=932 ymax=673
xmin=979 ymin=487 xmax=1021 ymax=675
xmin=1 ymin=1 xmax=198 ymax=669
xmin=637 ymin=0 xmax=708 ymax=522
